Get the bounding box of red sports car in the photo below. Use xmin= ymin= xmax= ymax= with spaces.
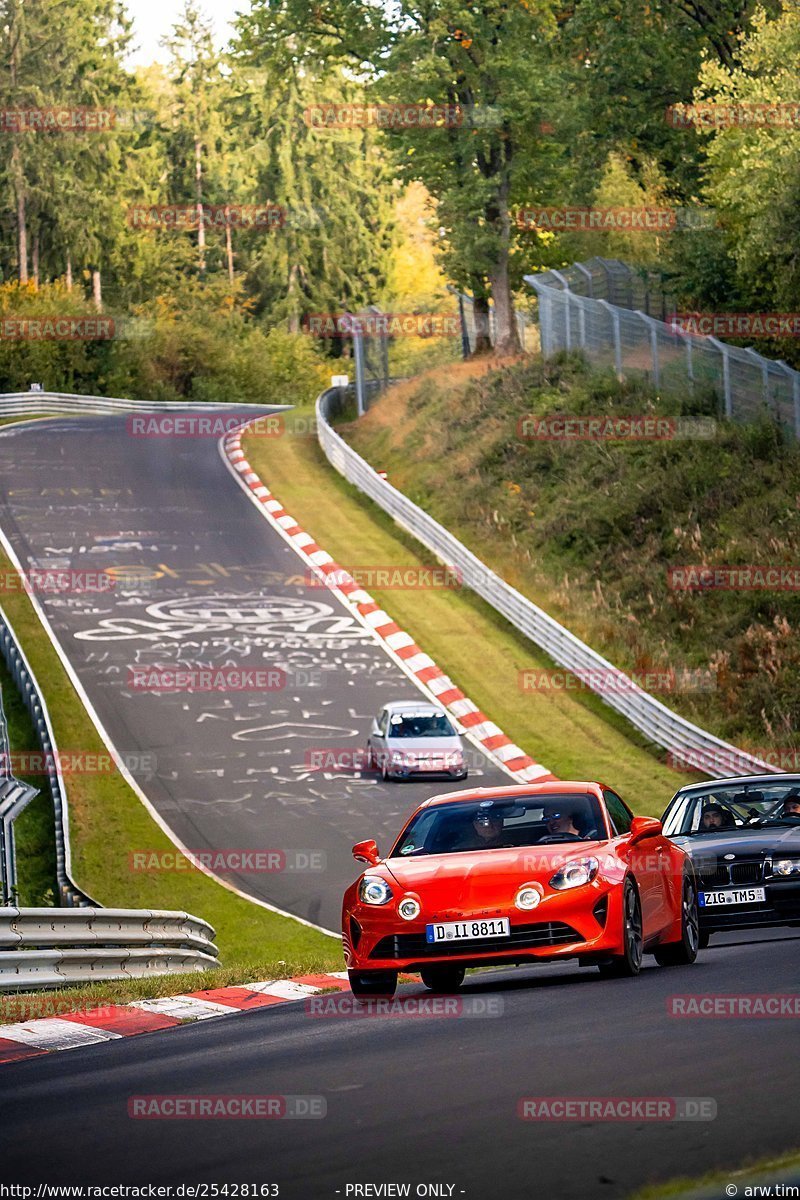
xmin=342 ymin=782 xmax=699 ymax=996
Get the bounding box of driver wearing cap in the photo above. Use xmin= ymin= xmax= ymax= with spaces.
xmin=453 ymin=806 xmax=509 ymax=851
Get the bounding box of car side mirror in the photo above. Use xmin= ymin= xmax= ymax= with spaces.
xmin=629 ymin=816 xmax=663 ymax=845
xmin=353 ymin=839 xmax=380 ymax=866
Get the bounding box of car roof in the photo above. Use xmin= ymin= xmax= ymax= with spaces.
xmin=418 ymin=781 xmax=608 ymax=809
xmin=673 ymin=773 xmax=800 ymax=795
xmin=383 ymin=700 xmax=447 ymax=714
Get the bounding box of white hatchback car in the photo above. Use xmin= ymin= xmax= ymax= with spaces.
xmin=367 ymin=700 xmax=468 ymax=782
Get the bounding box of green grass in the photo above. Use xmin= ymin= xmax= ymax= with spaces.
xmin=244 ymin=390 xmax=697 ymax=816
xmin=629 ymin=1148 xmax=800 ymax=1199
xmin=344 ymin=356 xmax=800 ymax=753
xmin=0 ymin=544 xmax=342 ymax=983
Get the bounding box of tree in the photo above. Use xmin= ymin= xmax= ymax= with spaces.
xmin=229 ymin=13 xmax=395 ymax=332
xmin=696 ymin=2 xmax=800 ymax=335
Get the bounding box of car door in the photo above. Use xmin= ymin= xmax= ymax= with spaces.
xmin=604 ymin=789 xmax=670 ymax=936
xmin=369 ymin=707 xmax=389 ymax=769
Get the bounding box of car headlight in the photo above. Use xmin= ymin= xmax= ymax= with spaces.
xmin=515 ymin=884 xmax=542 ymax=911
xmin=398 ymin=896 xmax=421 ymax=921
xmin=549 ymin=857 xmax=599 ymax=890
xmin=773 ymin=858 xmax=800 ymax=876
xmin=359 ymin=875 xmax=394 ymax=905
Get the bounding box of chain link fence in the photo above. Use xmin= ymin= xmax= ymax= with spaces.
xmin=449 ymin=287 xmax=537 ymax=357
xmin=525 ymin=257 xmax=800 ymax=441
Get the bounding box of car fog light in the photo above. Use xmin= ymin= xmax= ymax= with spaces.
xmin=515 ymin=885 xmax=541 ymax=911
xmin=398 ymin=897 xmax=421 ymax=921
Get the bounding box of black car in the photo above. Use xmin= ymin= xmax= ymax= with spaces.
xmin=661 ymin=774 xmax=800 ymax=946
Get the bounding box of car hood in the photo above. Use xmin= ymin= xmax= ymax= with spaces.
xmin=384 ymin=737 xmax=462 ymax=752
xmin=383 ymin=844 xmax=603 ymax=908
xmin=674 ymin=827 xmax=800 ymax=858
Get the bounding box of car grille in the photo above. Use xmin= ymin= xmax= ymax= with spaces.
xmin=695 ymin=858 xmax=764 ymax=888
xmin=369 ymin=922 xmax=581 ymax=960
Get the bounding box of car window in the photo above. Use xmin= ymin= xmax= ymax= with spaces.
xmin=376 ymin=709 xmax=389 ymax=736
xmin=603 ymin=790 xmax=633 ymax=835
xmin=389 ymin=793 xmax=606 ymax=857
xmin=663 ymin=783 xmax=800 ymax=835
xmin=387 ymin=712 xmax=456 ymax=739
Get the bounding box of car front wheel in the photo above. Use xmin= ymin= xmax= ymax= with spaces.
xmin=419 ymin=966 xmax=466 ymax=993
xmin=654 ymin=873 xmax=699 ymax=966
xmin=348 ymin=969 xmax=398 ymax=998
xmin=598 ymin=879 xmax=643 ymax=978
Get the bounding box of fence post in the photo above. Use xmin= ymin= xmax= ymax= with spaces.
xmin=744 ymin=347 xmax=771 ymax=415
xmin=638 ymin=313 xmax=660 ymax=390
xmin=794 ymin=371 xmax=800 ymax=441
xmin=708 ymin=338 xmax=732 ymax=418
xmin=353 ymin=327 xmax=366 ymax=418
xmin=577 ymin=301 xmax=586 ymax=352
xmin=456 ymin=293 xmax=471 ymax=359
xmin=574 ymin=262 xmax=593 ymax=297
xmin=686 ymin=335 xmax=695 ymax=392
xmin=599 ymin=300 xmax=623 ymax=379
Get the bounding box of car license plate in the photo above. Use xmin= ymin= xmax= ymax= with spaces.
xmin=699 ymin=887 xmax=766 ymax=907
xmin=426 ymin=918 xmax=511 ymax=943
xmin=418 ymin=761 xmax=441 ymax=771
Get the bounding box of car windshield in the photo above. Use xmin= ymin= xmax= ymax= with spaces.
xmin=388 ymin=793 xmax=607 ymax=857
xmin=387 ymin=712 xmax=456 ymax=739
xmin=663 ymin=781 xmax=800 ymax=836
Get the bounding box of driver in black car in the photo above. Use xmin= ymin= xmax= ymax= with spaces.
xmin=700 ymin=805 xmax=725 ymax=831
xmin=782 ymin=793 xmax=800 ymax=818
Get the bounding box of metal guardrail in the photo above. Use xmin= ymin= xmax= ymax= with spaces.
xmin=526 ymin=258 xmax=800 ymax=442
xmin=0 ymin=780 xmax=38 ymax=907
xmin=0 ymin=648 xmax=39 ymax=905
xmin=316 ymin=386 xmax=777 ymax=779
xmin=0 ymin=391 xmax=291 ymax=418
xmin=0 ymin=907 xmax=218 ymax=990
xmin=0 ymin=607 xmax=97 ymax=907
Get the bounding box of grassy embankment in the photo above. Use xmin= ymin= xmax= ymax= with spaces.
xmin=244 ymin=361 xmax=696 ymax=812
xmin=344 ymin=356 xmax=800 ymax=756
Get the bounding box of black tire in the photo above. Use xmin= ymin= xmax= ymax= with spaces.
xmin=654 ymin=873 xmax=699 ymax=966
xmin=598 ymin=879 xmax=643 ymax=978
xmin=419 ymin=966 xmax=466 ymax=993
xmin=348 ymin=969 xmax=398 ymax=998
xmin=698 ymin=930 xmax=711 ymax=950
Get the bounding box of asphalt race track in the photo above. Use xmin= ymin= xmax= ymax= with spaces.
xmin=0 ymin=415 xmax=511 ymax=931
xmin=1 ymin=931 xmax=798 ymax=1197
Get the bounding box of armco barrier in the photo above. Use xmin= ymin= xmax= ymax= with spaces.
xmin=0 ymin=390 xmax=292 ymax=418
xmin=0 ymin=606 xmax=96 ymax=907
xmin=0 ymin=673 xmax=39 ymax=904
xmin=0 ymin=907 xmax=218 ymax=990
xmin=315 ymin=387 xmax=776 ymax=780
